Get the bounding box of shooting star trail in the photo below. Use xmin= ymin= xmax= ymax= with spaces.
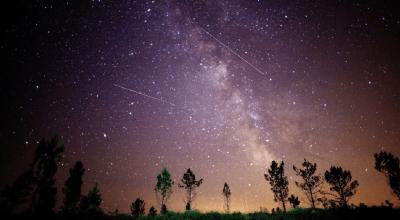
xmin=199 ymin=27 xmax=267 ymax=76
xmin=113 ymin=84 xmax=175 ymax=106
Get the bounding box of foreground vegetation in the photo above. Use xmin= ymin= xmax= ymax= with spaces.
xmin=5 ymin=207 xmax=400 ymax=220
xmin=1 ymin=136 xmax=399 ymax=219
xmin=133 ymin=207 xmax=399 ymax=220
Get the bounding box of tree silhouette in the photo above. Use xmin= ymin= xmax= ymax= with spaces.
xmin=160 ymin=204 xmax=167 ymax=214
xmin=0 ymin=137 xmax=64 ymax=215
xmin=62 ymin=161 xmax=85 ymax=214
xmin=264 ymin=161 xmax=289 ymax=212
xmin=155 ymin=168 xmax=174 ymax=214
xmin=148 ymin=206 xmax=157 ymax=216
xmin=130 ymin=197 xmax=145 ymax=217
xmin=178 ymin=168 xmax=203 ymax=211
xmin=29 ymin=136 xmax=64 ymax=214
xmin=87 ymin=183 xmax=102 ymax=210
xmin=293 ymin=159 xmax=323 ymax=208
xmin=374 ymin=151 xmax=400 ymax=200
xmin=222 ymin=182 xmax=231 ymax=213
xmin=0 ymin=170 xmax=35 ymax=214
xmin=80 ymin=183 xmax=102 ymax=213
xmin=288 ymin=195 xmax=300 ymax=208
xmin=324 ymin=166 xmax=359 ymax=207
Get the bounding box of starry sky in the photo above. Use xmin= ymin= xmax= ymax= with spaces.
xmin=1 ymin=0 xmax=400 ymax=213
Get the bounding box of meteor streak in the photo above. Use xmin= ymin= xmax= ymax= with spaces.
xmin=199 ymin=27 xmax=267 ymax=76
xmin=113 ymin=84 xmax=175 ymax=106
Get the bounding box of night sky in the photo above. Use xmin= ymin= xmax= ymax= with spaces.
xmin=1 ymin=0 xmax=400 ymax=213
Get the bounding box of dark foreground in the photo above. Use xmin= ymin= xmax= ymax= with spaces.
xmin=5 ymin=207 xmax=400 ymax=220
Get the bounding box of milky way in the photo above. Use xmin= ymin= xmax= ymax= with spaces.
xmin=1 ymin=0 xmax=400 ymax=213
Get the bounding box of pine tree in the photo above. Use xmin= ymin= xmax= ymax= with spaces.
xmin=264 ymin=161 xmax=289 ymax=212
xmin=374 ymin=151 xmax=400 ymax=200
xmin=62 ymin=161 xmax=85 ymax=214
xmin=178 ymin=168 xmax=203 ymax=211
xmin=324 ymin=166 xmax=359 ymax=207
xmin=293 ymin=159 xmax=323 ymax=208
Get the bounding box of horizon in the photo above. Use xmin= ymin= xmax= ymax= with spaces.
xmin=1 ymin=0 xmax=400 ymax=214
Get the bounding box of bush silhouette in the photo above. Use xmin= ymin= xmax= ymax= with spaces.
xmin=161 ymin=204 xmax=167 ymax=214
xmin=148 ymin=206 xmax=157 ymax=216
xmin=88 ymin=183 xmax=102 ymax=209
xmin=288 ymin=194 xmax=300 ymax=208
xmin=80 ymin=183 xmax=102 ymax=213
xmin=264 ymin=161 xmax=289 ymax=212
xmin=130 ymin=197 xmax=145 ymax=216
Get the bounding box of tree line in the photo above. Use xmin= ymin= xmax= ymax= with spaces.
xmin=0 ymin=136 xmax=399 ymax=217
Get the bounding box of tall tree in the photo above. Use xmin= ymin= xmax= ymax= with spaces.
xmin=374 ymin=151 xmax=400 ymax=200
xmin=62 ymin=161 xmax=85 ymax=214
xmin=324 ymin=166 xmax=359 ymax=207
xmin=293 ymin=159 xmax=323 ymax=208
xmin=288 ymin=195 xmax=300 ymax=208
xmin=178 ymin=168 xmax=203 ymax=211
xmin=222 ymin=182 xmax=231 ymax=213
xmin=155 ymin=168 xmax=174 ymax=214
xmin=130 ymin=197 xmax=145 ymax=217
xmin=29 ymin=136 xmax=64 ymax=214
xmin=264 ymin=161 xmax=289 ymax=212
